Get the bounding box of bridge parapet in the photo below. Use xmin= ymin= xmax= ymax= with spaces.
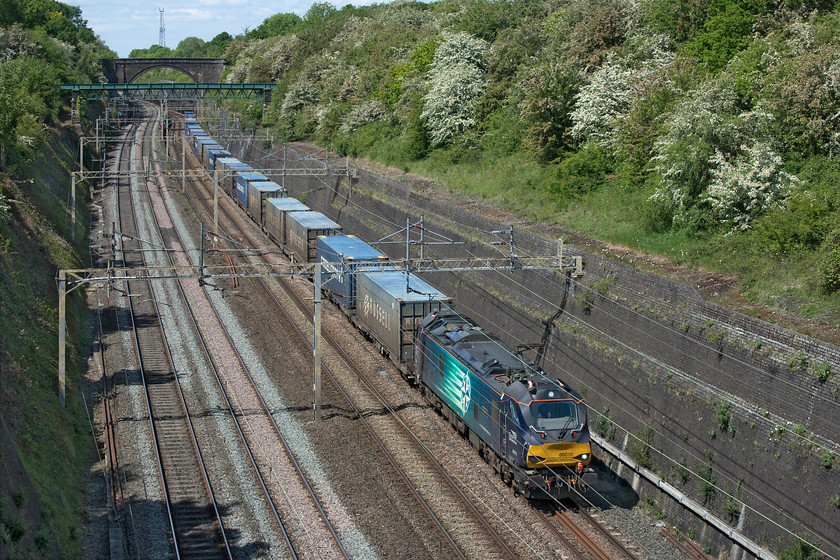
xmin=102 ymin=58 xmax=226 ymax=84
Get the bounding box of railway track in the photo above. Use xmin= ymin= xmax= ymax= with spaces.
xmin=142 ymin=107 xmax=352 ymax=558
xmin=149 ymin=108 xmax=664 ymax=559
xmin=168 ymin=114 xmax=543 ymax=558
xmin=114 ymin=118 xmax=231 ymax=559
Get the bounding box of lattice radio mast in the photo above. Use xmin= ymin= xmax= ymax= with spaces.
xmin=158 ymin=8 xmax=166 ymax=47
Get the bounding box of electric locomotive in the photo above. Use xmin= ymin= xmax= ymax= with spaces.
xmin=415 ymin=310 xmax=594 ymax=499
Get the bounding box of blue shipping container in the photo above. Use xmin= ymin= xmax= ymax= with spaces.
xmin=234 ymin=171 xmax=269 ymax=207
xmin=208 ymin=149 xmax=232 ymax=170
xmin=193 ymin=135 xmax=214 ymax=155
xmin=317 ymin=235 xmax=388 ymax=309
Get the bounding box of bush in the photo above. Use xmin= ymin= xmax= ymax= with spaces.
xmin=629 ymin=423 xmax=656 ymax=468
xmin=519 ymin=61 xmax=580 ymax=162
xmin=819 ymin=228 xmax=840 ymax=295
xmin=704 ymin=143 xmax=798 ymax=231
xmin=594 ymin=407 xmax=617 ymax=441
xmin=777 ymin=536 xmax=821 ymax=560
xmin=550 ymin=142 xmax=613 ymax=202
xmin=714 ymin=401 xmax=734 ymax=434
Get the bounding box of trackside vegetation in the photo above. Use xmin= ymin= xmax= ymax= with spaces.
xmin=1 ymin=0 xmax=110 ymax=556
xmin=140 ymin=0 xmax=840 ymax=339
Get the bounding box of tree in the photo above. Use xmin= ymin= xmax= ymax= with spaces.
xmin=420 ymin=32 xmax=488 ymax=147
xmin=248 ymin=13 xmax=302 ymax=39
xmin=704 ymin=143 xmax=798 ymax=230
xmin=205 ymin=32 xmax=232 ymax=58
xmin=174 ymin=37 xmax=205 ymax=58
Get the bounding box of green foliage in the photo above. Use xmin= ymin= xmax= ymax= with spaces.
xmin=820 ymin=451 xmax=835 ymax=469
xmin=595 ymin=407 xmax=617 ymax=441
xmin=0 ymin=55 xmax=60 ymax=168
xmin=519 ymin=61 xmax=580 ymax=163
xmin=128 ymin=44 xmax=172 ymax=58
xmin=764 ymin=48 xmax=840 ymax=159
xmin=173 ymin=37 xmax=205 ymax=58
xmin=0 ymin=191 xmax=11 ymax=224
xmin=453 ymin=0 xmax=542 ymax=42
xmin=685 ymin=1 xmax=762 ymax=71
xmin=562 ymin=0 xmax=629 ymax=66
xmin=247 ymin=12 xmax=303 ymax=39
xmin=205 ymin=32 xmax=232 ymax=58
xmin=550 ymin=142 xmax=613 ymax=203
xmin=402 ymin=108 xmax=430 ymax=161
xmin=1 ymin=0 xmax=95 ymax=44
xmin=820 ymin=227 xmax=840 ymax=295
xmin=641 ymin=0 xmax=710 ymax=43
xmin=629 ymin=423 xmax=656 ymax=468
xmin=777 ymin=536 xmax=821 ymax=560
xmin=714 ymin=401 xmax=734 ymax=433
xmin=814 ymin=362 xmax=832 ymax=383
xmin=697 ymin=460 xmax=717 ymax=504
xmin=678 ymin=459 xmax=691 ymax=484
xmin=789 ymin=351 xmax=810 ymax=372
xmin=383 ymin=37 xmax=440 ymax=106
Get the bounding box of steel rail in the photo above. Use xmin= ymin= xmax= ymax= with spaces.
xmin=169 ymin=117 xmax=471 ymax=559
xmin=119 ymin=118 xmax=231 ymax=559
xmin=156 ymin=113 xmax=348 ymax=559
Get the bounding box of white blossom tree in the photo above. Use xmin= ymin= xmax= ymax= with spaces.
xmin=649 ymin=79 xmax=774 ymax=223
xmin=705 ymin=143 xmax=798 ymax=230
xmin=420 ymin=32 xmax=488 ymax=147
xmin=571 ymin=33 xmax=674 ymax=148
xmin=340 ymin=99 xmax=389 ymax=134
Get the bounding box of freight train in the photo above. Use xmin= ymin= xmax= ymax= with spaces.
xmin=182 ymin=112 xmax=594 ymax=499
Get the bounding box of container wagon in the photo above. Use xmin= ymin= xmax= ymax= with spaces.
xmin=264 ymin=197 xmax=309 ymax=246
xmin=246 ymin=181 xmax=284 ymax=226
xmin=354 ymin=270 xmax=451 ymax=365
xmin=316 ymin=235 xmax=388 ymax=310
xmin=285 ymin=211 xmax=342 ymax=263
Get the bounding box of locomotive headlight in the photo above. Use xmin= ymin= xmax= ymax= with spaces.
xmin=576 ymin=453 xmax=589 ymax=460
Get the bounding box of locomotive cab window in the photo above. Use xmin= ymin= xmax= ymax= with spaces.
xmin=531 ymin=401 xmax=578 ymax=431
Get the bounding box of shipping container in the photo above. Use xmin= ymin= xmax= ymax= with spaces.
xmin=192 ymin=135 xmax=214 ymax=156
xmin=200 ymin=142 xmax=223 ymax=166
xmin=264 ymin=197 xmax=309 ymax=245
xmin=208 ymin=149 xmax=232 ymax=170
xmin=246 ymin=181 xmax=284 ymax=225
xmin=186 ymin=124 xmax=202 ymax=136
xmin=286 ymin=211 xmax=342 ymax=263
xmin=317 ymin=235 xmax=388 ymax=310
xmin=234 ymin=171 xmax=269 ymax=208
xmin=216 ymin=158 xmax=252 ymax=194
xmin=356 ymin=271 xmax=452 ymax=364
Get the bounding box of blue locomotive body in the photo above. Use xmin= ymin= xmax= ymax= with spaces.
xmin=415 ymin=310 xmax=594 ymax=499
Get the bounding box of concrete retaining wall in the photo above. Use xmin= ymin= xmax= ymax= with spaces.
xmin=228 ymin=137 xmax=840 ymax=559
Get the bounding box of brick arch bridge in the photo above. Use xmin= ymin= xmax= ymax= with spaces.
xmin=102 ymin=58 xmax=226 ymax=84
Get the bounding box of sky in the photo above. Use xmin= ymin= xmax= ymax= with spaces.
xmin=72 ymin=1 xmax=378 ymax=58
